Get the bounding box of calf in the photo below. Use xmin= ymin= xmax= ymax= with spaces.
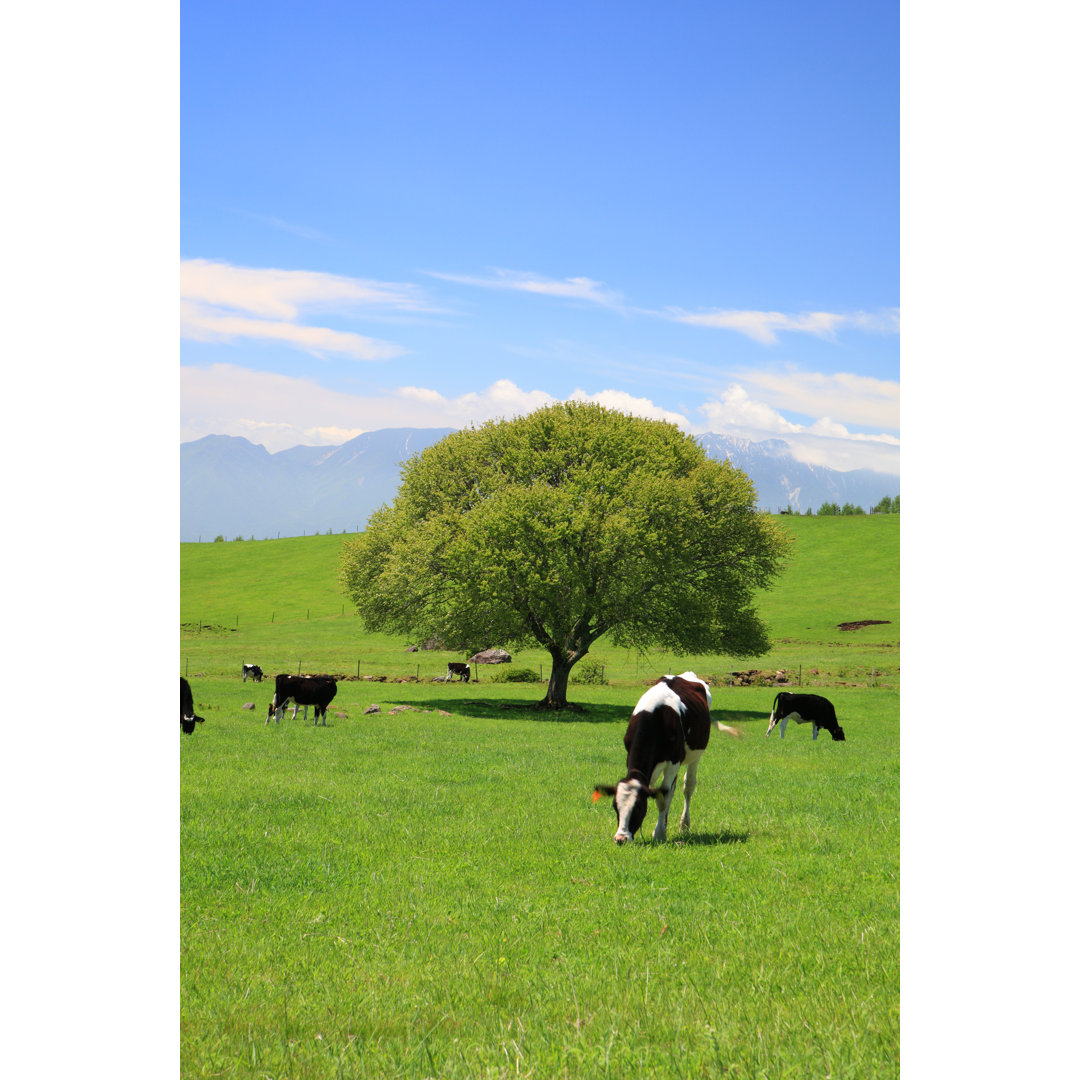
xmin=267 ymin=674 xmax=337 ymax=726
xmin=593 ymin=672 xmax=741 ymax=844
xmin=180 ymin=677 xmax=205 ymax=735
xmin=446 ymin=662 xmax=471 ymax=683
xmin=766 ymin=692 xmax=846 ymax=741
xmin=241 ymin=663 xmax=263 ymax=683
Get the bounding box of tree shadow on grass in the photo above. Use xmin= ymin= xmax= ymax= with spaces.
xmin=369 ymin=701 xmax=774 ymax=728
xmin=389 ymin=697 xmax=629 ymax=724
xmin=714 ymin=708 xmax=772 ymax=726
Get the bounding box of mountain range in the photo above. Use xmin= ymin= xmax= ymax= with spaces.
xmin=180 ymin=428 xmax=899 ymax=541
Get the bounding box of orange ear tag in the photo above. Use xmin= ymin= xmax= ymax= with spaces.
xmin=591 ymin=790 xmax=603 ymax=802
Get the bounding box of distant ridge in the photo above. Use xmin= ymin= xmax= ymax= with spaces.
xmin=180 ymin=427 xmax=898 ymax=541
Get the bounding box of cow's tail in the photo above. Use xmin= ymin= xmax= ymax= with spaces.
xmin=714 ymin=721 xmax=744 ymax=739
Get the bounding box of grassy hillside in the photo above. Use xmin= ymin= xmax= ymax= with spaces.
xmin=181 ymin=515 xmax=899 ymax=689
xmin=181 ymin=515 xmax=899 ymax=1077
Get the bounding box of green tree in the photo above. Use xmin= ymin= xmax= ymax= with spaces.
xmin=340 ymin=403 xmax=790 ymax=709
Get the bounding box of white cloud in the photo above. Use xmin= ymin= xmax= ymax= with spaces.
xmin=426 ymin=267 xmax=624 ymax=309
xmin=180 ymin=259 xmax=432 ymax=360
xmin=732 ymin=369 xmax=900 ymax=430
xmin=181 ymin=258 xmax=430 ymax=318
xmin=566 ymin=388 xmax=690 ymax=427
xmin=181 ymin=368 xmax=694 ymax=454
xmin=697 ymin=382 xmax=900 ymax=474
xmin=668 ymin=306 xmax=900 ymax=344
xmin=180 ymin=302 xmax=405 ymax=361
xmin=181 ymin=365 xmax=898 ymax=474
xmin=699 ymin=384 xmax=803 ymax=436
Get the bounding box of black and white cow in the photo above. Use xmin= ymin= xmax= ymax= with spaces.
xmin=446 ymin=662 xmax=471 ymax=683
xmin=766 ymin=692 xmax=846 ymax=741
xmin=180 ymin=676 xmax=205 ymax=735
xmin=593 ymin=672 xmax=742 ymax=844
xmin=267 ymin=674 xmax=337 ymax=726
xmin=241 ymin=663 xmax=263 ymax=683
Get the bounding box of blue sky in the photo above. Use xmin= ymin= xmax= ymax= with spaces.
xmin=181 ymin=1 xmax=899 ymax=473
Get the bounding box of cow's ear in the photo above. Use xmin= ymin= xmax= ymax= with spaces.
xmin=593 ymin=785 xmax=617 ymax=799
xmin=643 ymin=786 xmax=663 ymax=800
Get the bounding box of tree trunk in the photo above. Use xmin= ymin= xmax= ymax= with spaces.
xmin=538 ymin=651 xmax=576 ymax=710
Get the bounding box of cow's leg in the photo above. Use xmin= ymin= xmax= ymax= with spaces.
xmin=651 ymin=762 xmax=680 ymax=843
xmin=812 ymin=722 xmax=820 ymax=739
xmin=679 ymin=750 xmax=705 ymax=832
xmin=779 ymin=714 xmax=789 ymax=738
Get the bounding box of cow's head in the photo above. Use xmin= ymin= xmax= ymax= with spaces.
xmin=593 ymin=776 xmax=664 ymax=844
xmin=180 ymin=714 xmax=205 ymax=735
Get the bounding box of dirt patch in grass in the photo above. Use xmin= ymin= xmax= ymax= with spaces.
xmin=838 ymin=619 xmax=891 ymax=631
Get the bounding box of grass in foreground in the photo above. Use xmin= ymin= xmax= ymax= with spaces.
xmin=181 ymin=685 xmax=898 ymax=1079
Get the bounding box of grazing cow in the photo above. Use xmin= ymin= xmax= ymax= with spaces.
xmin=267 ymin=674 xmax=337 ymax=726
xmin=766 ymin=692 xmax=846 ymax=741
xmin=241 ymin=663 xmax=263 ymax=683
xmin=180 ymin=677 xmax=205 ymax=735
xmin=593 ymin=672 xmax=742 ymax=844
xmin=446 ymin=662 xmax=471 ymax=683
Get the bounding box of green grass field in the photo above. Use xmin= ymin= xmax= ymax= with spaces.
xmin=181 ymin=515 xmax=899 ymax=1078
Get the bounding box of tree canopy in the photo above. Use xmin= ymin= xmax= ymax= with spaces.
xmin=340 ymin=402 xmax=790 ymax=708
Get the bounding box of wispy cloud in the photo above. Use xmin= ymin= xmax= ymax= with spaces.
xmin=428 ymin=263 xmax=898 ymax=348
xmin=668 ymin=306 xmax=900 ymax=344
xmin=731 ymin=369 xmax=900 ymax=430
xmin=180 ymin=302 xmax=405 ymax=361
xmin=180 ymin=259 xmax=434 ymax=360
xmin=236 ymin=211 xmax=332 ymax=243
xmin=426 ymin=267 xmax=624 ymax=310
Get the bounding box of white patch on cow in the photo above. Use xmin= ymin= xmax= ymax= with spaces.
xmin=812 ymin=723 xmax=819 ymax=740
xmin=678 ymin=749 xmax=705 ymax=832
xmin=635 ymin=680 xmax=686 ymax=718
xmin=766 ymin=709 xmax=778 ymax=736
xmin=613 ymin=778 xmax=644 ymax=842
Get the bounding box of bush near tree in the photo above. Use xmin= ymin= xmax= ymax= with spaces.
xmin=341 ymin=402 xmax=789 ymax=709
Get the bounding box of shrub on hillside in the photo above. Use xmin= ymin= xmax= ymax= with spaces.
xmin=486 ymin=667 xmax=543 ymax=683
xmin=570 ymin=659 xmax=608 ymax=685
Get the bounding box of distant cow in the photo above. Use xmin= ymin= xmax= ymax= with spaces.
xmin=180 ymin=677 xmax=205 ymax=735
xmin=242 ymin=663 xmax=263 ymax=683
xmin=267 ymin=674 xmax=337 ymax=726
xmin=446 ymin=662 xmax=471 ymax=683
xmin=594 ymin=672 xmax=742 ymax=844
xmin=766 ymin=692 xmax=846 ymax=741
